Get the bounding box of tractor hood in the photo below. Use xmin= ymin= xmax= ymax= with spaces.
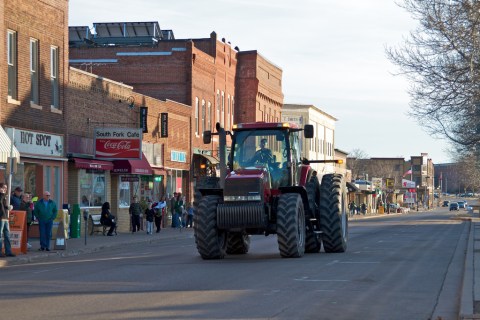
xmin=223 ymin=167 xmax=270 ymax=202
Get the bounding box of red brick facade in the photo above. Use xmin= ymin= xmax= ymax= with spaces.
xmin=1 ymin=0 xmax=69 ymax=204
xmin=236 ymin=51 xmax=284 ymax=124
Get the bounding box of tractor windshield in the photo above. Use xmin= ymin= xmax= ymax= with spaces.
xmin=231 ymin=130 xmax=289 ymax=188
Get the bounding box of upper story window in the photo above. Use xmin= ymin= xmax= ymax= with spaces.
xmin=30 ymin=39 xmax=39 ymax=104
xmin=231 ymin=97 xmax=234 ymax=127
xmin=201 ymin=99 xmax=206 ymax=134
xmin=50 ymin=46 xmax=59 ymax=108
xmin=227 ymin=94 xmax=231 ymax=130
xmin=7 ymin=30 xmax=17 ymax=100
xmin=195 ymin=97 xmax=199 ymax=135
xmin=221 ymin=91 xmax=225 ymax=127
xmin=216 ymin=90 xmax=220 ymax=125
xmin=207 ymin=101 xmax=211 ymax=132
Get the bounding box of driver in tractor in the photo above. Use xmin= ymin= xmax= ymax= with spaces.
xmin=251 ymin=138 xmax=274 ymax=166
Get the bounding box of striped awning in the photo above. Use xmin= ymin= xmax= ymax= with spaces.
xmin=0 ymin=125 xmax=20 ymax=163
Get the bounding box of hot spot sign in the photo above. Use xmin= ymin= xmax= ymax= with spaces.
xmin=94 ymin=128 xmax=142 ymax=159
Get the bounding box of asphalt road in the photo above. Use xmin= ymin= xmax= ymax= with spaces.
xmin=0 ymin=206 xmax=469 ymax=320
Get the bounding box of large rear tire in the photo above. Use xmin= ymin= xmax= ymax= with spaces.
xmin=194 ymin=195 xmax=226 ymax=259
xmin=305 ymin=177 xmax=321 ymax=253
xmin=319 ymin=173 xmax=348 ymax=253
xmin=276 ymin=193 xmax=305 ymax=258
xmin=226 ymin=232 xmax=251 ymax=254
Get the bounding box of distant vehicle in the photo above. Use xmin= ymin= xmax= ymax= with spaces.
xmin=458 ymin=201 xmax=466 ymax=209
xmin=434 ymin=193 xmax=439 ymax=199
xmin=442 ymin=200 xmax=450 ymax=207
xmin=449 ymin=202 xmax=459 ymax=211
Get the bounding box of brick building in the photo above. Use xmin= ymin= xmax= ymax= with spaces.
xmin=69 ymin=22 xmax=284 ymax=196
xmin=0 ymin=0 xmax=69 ymax=205
xmin=67 ymin=67 xmax=191 ymax=232
xmin=236 ymin=51 xmax=283 ymax=124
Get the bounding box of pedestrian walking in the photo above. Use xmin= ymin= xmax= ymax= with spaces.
xmin=33 ymin=191 xmax=57 ymax=251
xmin=145 ymin=203 xmax=155 ymax=235
xmin=0 ymin=183 xmax=15 ymax=257
xmin=173 ymin=193 xmax=184 ymax=228
xmin=186 ymin=203 xmax=194 ymax=228
xmin=129 ymin=196 xmax=142 ymax=233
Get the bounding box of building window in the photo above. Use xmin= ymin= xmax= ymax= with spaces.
xmin=221 ymin=91 xmax=225 ymax=127
xmin=195 ymin=97 xmax=199 ymax=135
xmin=119 ymin=181 xmax=131 ymax=207
xmin=30 ymin=39 xmax=39 ymax=104
xmin=207 ymin=101 xmax=211 ymax=131
xmin=7 ymin=30 xmax=17 ymax=99
xmin=231 ymin=97 xmax=234 ymax=126
xmin=202 ymin=99 xmax=206 ymax=134
xmin=216 ymin=90 xmax=220 ymax=125
xmin=50 ymin=46 xmax=59 ymax=108
xmin=79 ymin=169 xmax=106 ymax=207
xmin=227 ymin=94 xmax=231 ymax=130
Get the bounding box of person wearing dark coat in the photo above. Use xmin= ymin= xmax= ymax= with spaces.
xmin=100 ymin=202 xmax=116 ymax=236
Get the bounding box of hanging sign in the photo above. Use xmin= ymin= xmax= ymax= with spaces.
xmin=94 ymin=128 xmax=142 ymax=159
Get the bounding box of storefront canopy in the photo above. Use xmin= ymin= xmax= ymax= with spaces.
xmin=72 ymin=158 xmax=114 ymax=171
xmin=346 ymin=182 xmax=360 ymax=193
xmin=198 ymin=153 xmax=219 ymax=164
xmin=0 ymin=125 xmax=20 ymax=163
xmin=112 ymin=154 xmax=153 ymax=175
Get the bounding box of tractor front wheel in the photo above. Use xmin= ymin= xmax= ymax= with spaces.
xmin=194 ymin=195 xmax=226 ymax=259
xmin=276 ymin=193 xmax=305 ymax=258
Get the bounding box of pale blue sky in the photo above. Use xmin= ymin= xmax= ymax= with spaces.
xmin=69 ymin=0 xmax=452 ymax=163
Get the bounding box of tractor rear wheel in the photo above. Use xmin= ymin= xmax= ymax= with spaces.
xmin=194 ymin=195 xmax=226 ymax=259
xmin=305 ymin=177 xmax=321 ymax=253
xmin=276 ymin=193 xmax=305 ymax=258
xmin=226 ymin=232 xmax=251 ymax=254
xmin=319 ymin=173 xmax=348 ymax=253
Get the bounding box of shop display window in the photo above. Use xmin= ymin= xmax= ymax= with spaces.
xmin=79 ymin=169 xmax=106 ymax=207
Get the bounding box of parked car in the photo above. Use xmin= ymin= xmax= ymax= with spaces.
xmin=442 ymin=200 xmax=450 ymax=207
xmin=458 ymin=201 xmax=466 ymax=209
xmin=449 ymin=202 xmax=459 ymax=211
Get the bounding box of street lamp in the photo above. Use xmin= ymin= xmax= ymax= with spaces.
xmin=416 ymin=185 xmax=420 ymax=211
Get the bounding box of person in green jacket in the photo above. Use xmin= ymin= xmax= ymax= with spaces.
xmin=33 ymin=191 xmax=57 ymax=251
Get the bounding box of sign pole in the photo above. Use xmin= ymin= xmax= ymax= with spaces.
xmin=7 ymin=129 xmax=14 ymax=208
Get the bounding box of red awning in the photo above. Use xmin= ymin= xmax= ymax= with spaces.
xmin=73 ymin=158 xmax=114 ymax=171
xmin=112 ymin=155 xmax=153 ymax=175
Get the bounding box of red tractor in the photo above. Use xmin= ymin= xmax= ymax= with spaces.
xmin=194 ymin=122 xmax=348 ymax=259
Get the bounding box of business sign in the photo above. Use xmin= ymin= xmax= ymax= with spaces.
xmin=94 ymin=128 xmax=142 ymax=159
xmin=160 ymin=113 xmax=168 ymax=138
xmin=140 ymin=107 xmax=148 ymax=133
xmin=402 ymin=179 xmax=416 ymax=188
xmin=6 ymin=127 xmax=64 ymax=157
xmin=372 ymin=177 xmax=382 ymax=188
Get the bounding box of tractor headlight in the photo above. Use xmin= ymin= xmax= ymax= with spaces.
xmin=224 ymin=194 xmax=261 ymax=202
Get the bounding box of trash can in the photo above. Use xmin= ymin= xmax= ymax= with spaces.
xmin=70 ymin=204 xmax=81 ymax=238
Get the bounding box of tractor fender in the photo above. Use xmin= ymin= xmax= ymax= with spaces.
xmin=278 ymin=186 xmax=309 ymax=212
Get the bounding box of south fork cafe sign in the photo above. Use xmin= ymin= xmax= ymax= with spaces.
xmin=94 ymin=128 xmax=142 ymax=160
xmin=402 ymin=179 xmax=416 ymax=188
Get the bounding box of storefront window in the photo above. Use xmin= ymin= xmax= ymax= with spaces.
xmin=79 ymin=169 xmax=106 ymax=207
xmin=119 ymin=181 xmax=131 ymax=208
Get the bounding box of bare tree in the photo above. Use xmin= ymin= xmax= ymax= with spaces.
xmin=387 ymin=0 xmax=480 ymax=152
xmin=346 ymin=149 xmax=369 ymax=180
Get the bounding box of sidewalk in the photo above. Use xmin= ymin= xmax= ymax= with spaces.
xmin=0 ymin=227 xmax=195 ymax=268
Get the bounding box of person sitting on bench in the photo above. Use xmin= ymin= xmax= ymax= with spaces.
xmin=100 ymin=202 xmax=116 ymax=236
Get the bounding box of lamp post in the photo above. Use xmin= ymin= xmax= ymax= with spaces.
xmin=416 ymin=185 xmax=419 ymax=211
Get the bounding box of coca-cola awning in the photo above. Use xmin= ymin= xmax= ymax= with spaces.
xmin=72 ymin=158 xmax=114 ymax=171
xmin=112 ymin=153 xmax=153 ymax=175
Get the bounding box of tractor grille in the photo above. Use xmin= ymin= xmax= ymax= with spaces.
xmin=217 ymin=202 xmax=266 ymax=229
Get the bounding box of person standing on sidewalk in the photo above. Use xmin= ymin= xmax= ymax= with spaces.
xmin=0 ymin=183 xmax=15 ymax=257
xmin=153 ymin=196 xmax=167 ymax=233
xmin=19 ymin=193 xmax=33 ymax=249
xmin=10 ymin=186 xmax=22 ymax=210
xmin=33 ymin=191 xmax=57 ymax=251
xmin=129 ymin=196 xmax=142 ymax=233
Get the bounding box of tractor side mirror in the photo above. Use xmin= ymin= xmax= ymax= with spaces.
xmin=304 ymin=124 xmax=314 ymax=138
xmin=203 ymin=131 xmax=212 ymax=144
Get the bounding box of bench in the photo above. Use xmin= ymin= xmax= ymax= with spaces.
xmin=89 ymin=214 xmax=117 ymax=236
